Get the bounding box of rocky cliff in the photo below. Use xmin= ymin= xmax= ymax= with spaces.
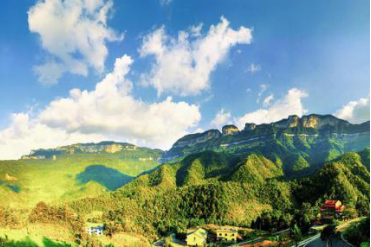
xmin=172 ymin=130 xmax=222 ymax=148
xmin=162 ymin=114 xmax=370 ymax=166
xmin=21 ymin=141 xmax=147 ymax=160
xmin=222 ymin=125 xmax=240 ymax=135
xmin=273 ymin=114 xmax=350 ymax=129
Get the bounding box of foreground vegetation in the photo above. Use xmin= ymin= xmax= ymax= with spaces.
xmin=344 ymin=217 xmax=370 ymax=246
xmin=0 ymin=148 xmax=368 ymax=246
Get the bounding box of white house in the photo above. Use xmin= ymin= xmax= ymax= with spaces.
xmin=87 ymin=226 xmax=104 ymax=236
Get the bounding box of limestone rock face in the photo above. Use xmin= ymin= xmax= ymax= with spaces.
xmin=104 ymin=144 xmax=123 ymax=153
xmin=222 ymin=125 xmax=240 ymax=135
xmin=272 ymin=114 xmax=350 ymax=130
xmin=301 ymin=115 xmax=346 ymax=129
xmin=301 ymin=115 xmax=320 ymax=128
xmin=20 ymin=141 xmax=142 ymax=160
xmin=173 ymin=130 xmax=222 ymax=148
xmin=274 ymin=115 xmax=300 ymax=128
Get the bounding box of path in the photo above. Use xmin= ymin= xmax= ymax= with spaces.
xmin=305 ymin=237 xmax=351 ymax=247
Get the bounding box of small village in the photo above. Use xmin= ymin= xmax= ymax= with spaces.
xmin=83 ymin=199 xmax=358 ymax=247
xmin=152 ymin=200 xmax=351 ymax=247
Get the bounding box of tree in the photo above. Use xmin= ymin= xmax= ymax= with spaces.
xmin=356 ymin=199 xmax=370 ymax=216
xmin=299 ymin=213 xmax=311 ymax=234
xmin=290 ymin=224 xmax=302 ymax=247
xmin=320 ymin=224 xmax=336 ymax=247
xmin=343 ymin=208 xmax=357 ymax=220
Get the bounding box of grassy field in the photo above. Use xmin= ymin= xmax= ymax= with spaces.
xmin=0 ymin=223 xmax=152 ymax=247
xmin=0 ymin=223 xmax=74 ymax=246
xmin=0 ymin=152 xmax=161 ymax=208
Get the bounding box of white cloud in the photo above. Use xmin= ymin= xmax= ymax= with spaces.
xmin=0 ymin=113 xmax=106 ymax=160
xmin=335 ymin=96 xmax=370 ymax=124
xmin=28 ymin=0 xmax=123 ymax=84
xmin=139 ymin=16 xmax=253 ymax=96
xmin=211 ymin=109 xmax=231 ymax=129
xmin=236 ymin=88 xmax=308 ymax=127
xmin=0 ymin=55 xmax=201 ymax=159
xmin=247 ymin=63 xmax=261 ymax=74
xmin=262 ymin=93 xmax=274 ymax=107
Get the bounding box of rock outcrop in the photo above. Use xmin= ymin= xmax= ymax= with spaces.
xmin=222 ymin=125 xmax=240 ymax=135
xmin=21 ymin=142 xmax=142 ymax=159
xmin=172 ymin=130 xmax=222 ymax=148
xmin=273 ymin=114 xmax=350 ymax=130
xmin=164 ymin=114 xmax=370 ymax=162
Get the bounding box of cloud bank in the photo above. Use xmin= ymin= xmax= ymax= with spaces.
xmin=236 ymin=88 xmax=308 ymax=127
xmin=335 ymin=96 xmax=370 ymax=124
xmin=211 ymin=109 xmax=232 ymax=129
xmin=28 ymin=0 xmax=123 ymax=84
xmin=0 ymin=55 xmax=201 ymax=159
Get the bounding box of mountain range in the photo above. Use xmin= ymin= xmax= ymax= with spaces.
xmin=0 ymin=114 xmax=368 ymax=209
xmin=0 ymin=113 xmax=369 ymax=246
xmin=162 ymin=114 xmax=369 ymax=177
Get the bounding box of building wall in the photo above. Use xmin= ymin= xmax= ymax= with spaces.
xmin=216 ymin=232 xmax=237 ymax=242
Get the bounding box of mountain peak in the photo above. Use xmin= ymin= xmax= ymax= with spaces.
xmin=222 ymin=125 xmax=240 ymax=135
xmin=273 ymin=114 xmax=350 ymax=129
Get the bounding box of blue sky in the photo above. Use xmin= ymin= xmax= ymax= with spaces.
xmin=0 ymin=0 xmax=369 ymax=159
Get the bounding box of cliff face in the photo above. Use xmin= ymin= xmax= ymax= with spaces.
xmin=22 ymin=142 xmax=143 ymax=159
xmin=163 ymin=114 xmax=370 ymax=163
xmin=273 ymin=114 xmax=349 ymax=129
xmin=222 ymin=125 xmax=240 ymax=135
xmin=172 ymin=130 xmax=221 ymax=148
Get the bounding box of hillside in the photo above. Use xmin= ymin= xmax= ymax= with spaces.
xmin=0 ymin=142 xmax=162 ymax=208
xmin=46 ymin=149 xmax=367 ymax=244
xmin=163 ymin=114 xmax=370 ymax=177
xmin=293 ymin=148 xmax=370 ymax=211
xmin=0 ymin=115 xmax=369 ymax=246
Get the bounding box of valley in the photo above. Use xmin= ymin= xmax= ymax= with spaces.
xmin=0 ymin=142 xmax=162 ymax=207
xmin=0 ymin=114 xmax=369 ymax=247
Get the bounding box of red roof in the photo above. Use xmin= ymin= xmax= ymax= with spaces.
xmin=321 ymin=200 xmax=344 ymax=212
xmin=324 ymin=200 xmax=340 ymax=208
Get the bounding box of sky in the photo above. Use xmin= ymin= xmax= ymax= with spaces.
xmin=0 ymin=0 xmax=369 ymax=159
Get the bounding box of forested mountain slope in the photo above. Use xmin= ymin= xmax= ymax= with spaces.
xmin=56 ymin=149 xmax=370 ymax=241
xmin=163 ymin=114 xmax=370 ymax=177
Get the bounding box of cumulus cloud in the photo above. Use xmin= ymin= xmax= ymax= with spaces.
xmin=335 ymin=96 xmax=370 ymax=124
xmin=236 ymin=88 xmax=308 ymax=127
xmin=211 ymin=109 xmax=231 ymax=129
xmin=28 ymin=0 xmax=123 ymax=84
xmin=0 ymin=113 xmax=106 ymax=160
xmin=139 ymin=16 xmax=253 ymax=96
xmin=0 ymin=55 xmax=201 ymax=159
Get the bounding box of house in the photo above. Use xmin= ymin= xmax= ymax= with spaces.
xmin=215 ymin=228 xmax=238 ymax=242
xmin=320 ymin=200 xmax=344 ymax=221
xmin=186 ymin=228 xmax=207 ymax=246
xmin=87 ymin=226 xmax=104 ymax=236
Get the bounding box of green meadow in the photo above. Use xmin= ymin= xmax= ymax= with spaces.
xmin=0 ymin=152 xmax=161 ymax=208
xmin=0 ymin=237 xmax=72 ymax=247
